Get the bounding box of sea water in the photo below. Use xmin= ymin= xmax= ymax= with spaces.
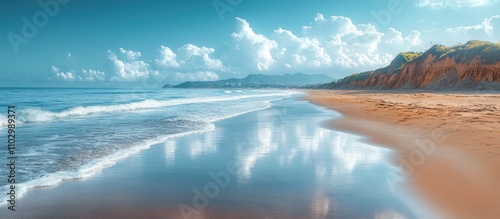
xmin=0 ymin=88 xmax=294 ymax=203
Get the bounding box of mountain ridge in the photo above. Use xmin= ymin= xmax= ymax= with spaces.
xmin=166 ymin=73 xmax=333 ymax=88
xmin=326 ymin=40 xmax=500 ymax=90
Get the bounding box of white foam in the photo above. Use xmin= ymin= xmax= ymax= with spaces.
xmin=0 ymin=125 xmax=215 ymax=206
xmin=4 ymin=93 xmax=291 ymax=126
xmin=0 ymin=114 xmax=6 ymax=128
xmin=207 ymin=98 xmax=288 ymax=122
xmin=0 ymin=91 xmax=297 ymax=205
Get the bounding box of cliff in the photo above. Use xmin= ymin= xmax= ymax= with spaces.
xmin=327 ymin=40 xmax=500 ymax=90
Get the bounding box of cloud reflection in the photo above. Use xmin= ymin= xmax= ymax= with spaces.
xmin=235 ymin=101 xmax=391 ymax=192
xmin=163 ymin=140 xmax=176 ymax=166
xmin=238 ymin=114 xmax=279 ymax=180
xmin=188 ymin=131 xmax=217 ymax=159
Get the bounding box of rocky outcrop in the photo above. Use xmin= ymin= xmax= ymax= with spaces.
xmin=327 ymin=40 xmax=500 ymax=90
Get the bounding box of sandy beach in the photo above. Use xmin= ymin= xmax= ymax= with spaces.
xmin=305 ymin=90 xmax=500 ymax=218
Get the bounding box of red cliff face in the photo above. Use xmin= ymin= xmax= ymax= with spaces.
xmin=328 ymin=41 xmax=500 ymax=90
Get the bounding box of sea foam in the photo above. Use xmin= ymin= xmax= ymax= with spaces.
xmin=0 ymin=125 xmax=215 ymax=206
xmin=4 ymin=93 xmax=288 ymax=125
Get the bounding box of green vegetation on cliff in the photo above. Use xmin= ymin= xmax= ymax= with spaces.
xmin=431 ymin=40 xmax=500 ymax=64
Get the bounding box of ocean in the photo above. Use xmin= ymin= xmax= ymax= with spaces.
xmin=0 ymin=88 xmax=294 ymax=202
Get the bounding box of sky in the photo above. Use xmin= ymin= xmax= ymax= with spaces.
xmin=1 ymin=0 xmax=499 ymax=88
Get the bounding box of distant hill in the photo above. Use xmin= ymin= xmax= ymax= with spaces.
xmin=167 ymin=73 xmax=334 ymax=88
xmin=326 ymin=40 xmax=500 ymax=90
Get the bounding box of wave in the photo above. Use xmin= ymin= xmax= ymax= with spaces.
xmin=0 ymin=114 xmax=6 ymax=128
xmin=205 ymin=98 xmax=285 ymax=122
xmin=5 ymin=93 xmax=289 ymax=125
xmin=0 ymin=99 xmax=279 ymax=206
xmin=0 ymin=91 xmax=299 ymax=204
xmin=0 ymin=125 xmax=215 ymax=206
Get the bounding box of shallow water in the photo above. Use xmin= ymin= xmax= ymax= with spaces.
xmin=0 ymin=88 xmax=293 ymax=202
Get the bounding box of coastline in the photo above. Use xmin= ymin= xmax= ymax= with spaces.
xmin=305 ymin=90 xmax=500 ymax=218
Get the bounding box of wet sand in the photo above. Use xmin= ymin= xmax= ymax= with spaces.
xmin=305 ymin=90 xmax=500 ymax=218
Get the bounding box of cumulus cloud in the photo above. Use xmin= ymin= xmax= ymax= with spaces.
xmin=80 ymin=69 xmax=106 ymax=82
xmin=102 ymin=44 xmax=227 ymax=84
xmin=153 ymin=44 xmax=226 ymax=82
xmin=382 ymin=28 xmax=423 ymax=51
xmin=173 ymin=71 xmax=220 ymax=82
xmin=227 ymin=14 xmax=423 ymax=74
xmin=298 ymin=14 xmax=422 ymax=69
xmin=417 ymin=0 xmax=499 ymax=9
xmin=119 ymin=47 xmax=141 ymax=60
xmin=155 ymin=46 xmax=180 ymax=68
xmin=50 ymin=66 xmax=105 ymax=82
xmin=177 ymin=44 xmax=225 ymax=71
xmin=445 ymin=15 xmax=500 ymax=41
xmin=272 ymin=28 xmax=332 ymax=70
xmin=108 ymin=48 xmax=150 ymax=82
xmin=51 ymin=66 xmax=76 ymax=81
xmin=302 ymin=14 xmax=359 ymax=41
xmin=230 ymin=17 xmax=278 ymax=71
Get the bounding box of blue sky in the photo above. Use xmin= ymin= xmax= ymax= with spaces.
xmin=1 ymin=0 xmax=499 ymax=87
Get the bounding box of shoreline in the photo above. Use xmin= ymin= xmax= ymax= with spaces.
xmin=305 ymin=90 xmax=500 ymax=218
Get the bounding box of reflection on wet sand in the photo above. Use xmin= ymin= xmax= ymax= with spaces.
xmin=235 ymin=107 xmax=389 ymax=184
xmin=162 ymin=99 xmax=414 ymax=218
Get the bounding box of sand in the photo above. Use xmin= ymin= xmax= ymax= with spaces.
xmin=305 ymin=90 xmax=500 ymax=219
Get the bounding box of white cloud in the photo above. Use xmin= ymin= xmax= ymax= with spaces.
xmin=173 ymin=71 xmax=220 ymax=81
xmin=299 ymin=14 xmax=409 ymax=70
xmin=445 ymin=15 xmax=500 ymax=41
xmin=272 ymin=28 xmax=332 ymax=69
xmin=227 ymin=15 xmax=423 ymax=74
xmin=50 ymin=66 xmax=105 ymax=82
xmin=155 ymin=46 xmax=180 ymax=68
xmin=80 ymin=69 xmax=106 ymax=82
xmin=51 ymin=66 xmax=76 ymax=81
xmin=119 ymin=47 xmax=141 ymax=60
xmin=417 ymin=0 xmax=499 ymax=9
xmin=153 ymin=44 xmax=225 ymax=83
xmin=231 ymin=17 xmax=278 ymax=71
xmin=108 ymin=48 xmax=150 ymax=82
xmin=383 ymin=28 xmax=405 ymax=45
xmin=302 ymin=14 xmax=359 ymax=41
xmin=405 ymin=30 xmax=424 ymax=47
xmin=177 ymin=44 xmax=225 ymax=71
